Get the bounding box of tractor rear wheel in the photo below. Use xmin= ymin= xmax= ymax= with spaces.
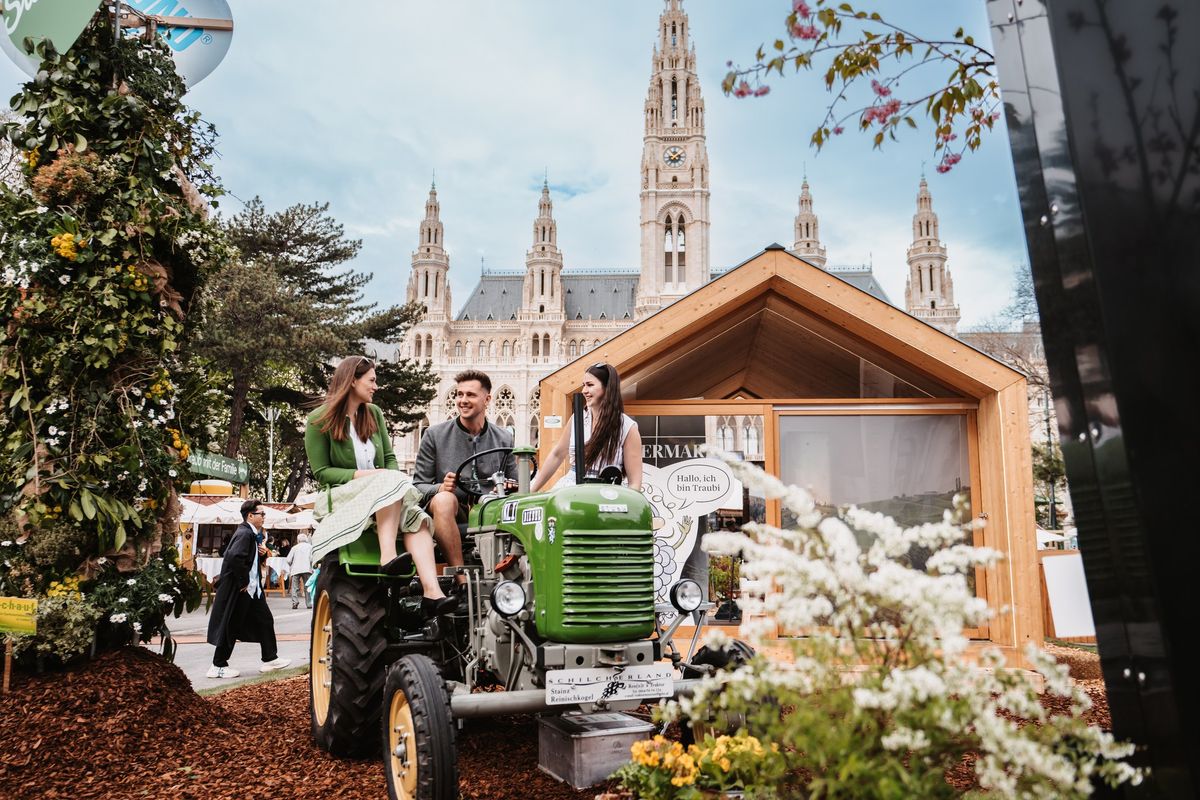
xmin=383 ymin=654 xmax=457 ymax=800
xmin=310 ymin=556 xmax=389 ymax=757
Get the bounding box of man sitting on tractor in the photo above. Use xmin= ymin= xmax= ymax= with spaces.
xmin=413 ymin=369 xmax=518 ymax=585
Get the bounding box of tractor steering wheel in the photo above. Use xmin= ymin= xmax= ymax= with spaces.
xmin=451 ymin=447 xmax=536 ymax=501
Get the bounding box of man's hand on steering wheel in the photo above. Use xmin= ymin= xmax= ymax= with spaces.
xmin=438 ymin=472 xmax=457 ymax=494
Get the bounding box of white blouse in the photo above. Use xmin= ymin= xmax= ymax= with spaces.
xmin=346 ymin=417 xmax=377 ymax=471
xmin=564 ymin=410 xmax=636 ymax=482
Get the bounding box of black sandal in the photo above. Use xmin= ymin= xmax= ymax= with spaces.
xmin=421 ymin=594 xmax=459 ymax=618
xmin=380 ymin=554 xmax=414 ymax=576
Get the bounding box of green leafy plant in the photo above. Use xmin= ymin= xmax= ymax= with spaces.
xmin=87 ymin=545 xmax=200 ymax=650
xmin=13 ymin=591 xmax=102 ymax=665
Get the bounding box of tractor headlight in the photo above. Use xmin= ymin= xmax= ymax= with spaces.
xmin=490 ymin=581 xmax=526 ymax=617
xmin=670 ymin=579 xmax=703 ymax=613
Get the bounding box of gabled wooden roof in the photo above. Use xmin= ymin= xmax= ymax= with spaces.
xmin=542 ymin=246 xmax=1022 ymax=401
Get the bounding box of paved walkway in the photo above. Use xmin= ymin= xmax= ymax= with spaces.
xmin=146 ymin=593 xmax=314 ymax=692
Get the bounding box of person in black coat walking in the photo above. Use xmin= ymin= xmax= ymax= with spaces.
xmin=205 ymin=499 xmax=292 ymax=678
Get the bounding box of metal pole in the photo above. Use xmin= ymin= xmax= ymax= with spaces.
xmin=1044 ymin=388 xmax=1057 ymax=529
xmin=266 ymin=407 xmax=277 ymax=504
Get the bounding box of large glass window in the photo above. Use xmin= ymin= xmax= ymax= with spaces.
xmin=778 ymin=413 xmax=971 ymax=573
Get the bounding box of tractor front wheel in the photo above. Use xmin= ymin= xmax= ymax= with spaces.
xmin=383 ymin=654 xmax=457 ymax=800
xmin=310 ymin=556 xmax=389 ymax=757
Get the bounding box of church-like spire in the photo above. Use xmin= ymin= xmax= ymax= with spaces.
xmin=904 ymin=177 xmax=960 ymax=336
xmin=523 ymin=181 xmax=564 ymax=319
xmin=792 ymin=178 xmax=827 ymax=268
xmin=636 ymin=0 xmax=711 ymax=319
xmin=407 ymin=181 xmax=451 ymax=320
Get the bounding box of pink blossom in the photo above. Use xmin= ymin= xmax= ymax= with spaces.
xmin=754 ymin=85 xmax=771 ymax=97
xmin=989 ymin=111 xmax=1001 ymax=123
xmin=733 ymin=81 xmax=752 ymax=98
xmin=833 ymin=126 xmax=844 ymax=135
xmin=938 ymin=131 xmax=958 ymax=143
xmin=793 ymin=0 xmax=813 ymax=17
xmin=862 ymin=98 xmax=902 ymax=125
xmin=936 ymin=152 xmax=962 ymax=173
xmin=791 ymin=22 xmax=820 ymax=39
xmin=871 ymin=79 xmax=891 ymax=98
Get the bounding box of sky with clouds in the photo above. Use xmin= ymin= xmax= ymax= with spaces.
xmin=2 ymin=0 xmax=1030 ymax=329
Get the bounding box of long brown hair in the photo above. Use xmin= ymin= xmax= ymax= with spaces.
xmin=583 ymin=363 xmax=624 ymax=470
xmin=313 ymin=356 xmax=378 ymax=442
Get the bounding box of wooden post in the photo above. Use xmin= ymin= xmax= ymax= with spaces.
xmin=3 ymin=636 xmax=12 ymax=695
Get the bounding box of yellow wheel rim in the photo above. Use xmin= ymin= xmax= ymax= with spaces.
xmin=388 ymin=688 xmax=418 ymax=798
xmin=311 ymin=590 xmax=332 ymax=725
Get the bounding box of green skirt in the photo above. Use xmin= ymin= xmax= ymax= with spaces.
xmin=310 ymin=470 xmax=430 ymax=564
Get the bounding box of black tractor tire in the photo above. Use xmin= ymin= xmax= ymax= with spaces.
xmin=310 ymin=556 xmax=389 ymax=757
xmin=382 ymin=654 xmax=458 ymax=800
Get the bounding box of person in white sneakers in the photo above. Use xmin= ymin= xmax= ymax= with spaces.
xmin=205 ymin=499 xmax=291 ymax=678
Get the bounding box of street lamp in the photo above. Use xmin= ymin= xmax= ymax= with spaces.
xmin=265 ymin=407 xmax=280 ymax=504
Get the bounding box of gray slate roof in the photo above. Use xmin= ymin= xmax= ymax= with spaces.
xmin=457 ymin=272 xmax=639 ymax=321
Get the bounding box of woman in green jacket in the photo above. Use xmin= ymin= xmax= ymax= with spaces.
xmin=304 ymin=356 xmax=457 ymax=617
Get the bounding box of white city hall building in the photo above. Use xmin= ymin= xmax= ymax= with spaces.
xmin=376 ymin=0 xmax=961 ymax=471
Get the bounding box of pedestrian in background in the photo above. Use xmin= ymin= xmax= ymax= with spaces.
xmin=286 ymin=532 xmax=313 ymax=609
xmin=205 ymin=499 xmax=291 ymax=678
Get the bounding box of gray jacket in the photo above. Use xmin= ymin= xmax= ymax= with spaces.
xmin=413 ymin=418 xmax=517 ymax=504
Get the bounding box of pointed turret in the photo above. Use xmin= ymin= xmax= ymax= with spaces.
xmin=792 ymin=178 xmax=827 ymax=268
xmin=522 ymin=179 xmax=564 ymax=319
xmin=407 ymin=180 xmax=452 ymax=321
xmin=636 ymin=0 xmax=711 ymax=319
xmin=904 ymin=178 xmax=960 ymax=336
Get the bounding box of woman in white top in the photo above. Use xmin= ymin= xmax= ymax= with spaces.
xmin=531 ymin=362 xmax=643 ymax=492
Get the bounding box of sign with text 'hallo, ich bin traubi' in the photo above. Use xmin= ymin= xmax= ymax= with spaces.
xmin=0 ymin=596 xmax=37 ymax=636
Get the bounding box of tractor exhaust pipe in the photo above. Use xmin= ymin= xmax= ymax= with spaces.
xmin=448 ymin=680 xmax=704 ymax=719
xmin=573 ymin=392 xmax=585 ymax=485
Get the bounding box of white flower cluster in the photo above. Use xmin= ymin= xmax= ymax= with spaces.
xmin=109 ymin=613 xmax=127 ymax=624
xmin=664 ymin=449 xmax=1143 ymax=798
xmin=157 ymin=593 xmax=174 ymax=603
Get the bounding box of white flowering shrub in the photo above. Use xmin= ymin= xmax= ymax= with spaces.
xmin=659 ymin=455 xmax=1142 ymax=798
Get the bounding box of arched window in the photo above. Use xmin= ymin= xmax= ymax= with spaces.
xmin=414 ymin=337 xmax=422 ymax=359
xmin=454 ymin=341 xmax=463 ymax=357
xmin=529 ymin=415 xmax=540 ymax=447
xmin=718 ymin=415 xmax=736 ymax=451
xmin=670 ymin=77 xmax=678 ymax=119
xmin=532 ymin=335 xmax=540 ymax=358
xmin=593 ymin=339 xmax=601 ymax=349
xmin=478 ymin=341 xmax=486 ymax=359
xmin=543 ymin=334 xmax=551 ymax=357
xmin=743 ymin=419 xmax=762 ymax=455
xmin=569 ymin=340 xmax=577 ymax=358
xmin=425 ymin=335 xmax=433 ymax=358
xmin=433 ymin=276 xmax=438 ymax=298
xmin=494 ymin=386 xmax=516 ymax=427
xmin=663 ymin=224 xmax=674 ymax=284
xmin=416 ymin=415 xmax=430 ymax=444
xmin=677 ymin=222 xmax=686 ymax=270
xmin=502 ymin=340 xmax=511 ymax=359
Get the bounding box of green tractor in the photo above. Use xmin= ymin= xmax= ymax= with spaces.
xmin=309 ymin=432 xmax=717 ymax=800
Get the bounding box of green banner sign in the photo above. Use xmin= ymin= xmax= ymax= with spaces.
xmin=0 ymin=596 xmax=37 ymax=636
xmin=188 ymin=452 xmax=249 ymax=484
xmin=3 ymin=0 xmax=100 ymax=54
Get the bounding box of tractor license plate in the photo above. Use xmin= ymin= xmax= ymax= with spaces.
xmin=545 ymin=664 xmax=675 ymax=705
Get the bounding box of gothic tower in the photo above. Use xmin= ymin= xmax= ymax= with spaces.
xmin=792 ymin=178 xmax=827 ymax=268
xmin=635 ymin=0 xmax=711 ymax=319
xmin=521 ymin=179 xmax=564 ymax=320
xmin=904 ymin=177 xmax=960 ymax=336
xmin=407 ymin=181 xmax=452 ymax=321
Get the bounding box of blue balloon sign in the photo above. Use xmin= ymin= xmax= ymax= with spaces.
xmin=0 ymin=0 xmax=232 ymax=88
xmin=122 ymin=0 xmax=233 ymax=87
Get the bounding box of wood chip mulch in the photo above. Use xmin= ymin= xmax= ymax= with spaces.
xmin=0 ymin=648 xmax=617 ymax=800
xmin=0 ymin=644 xmax=1110 ymax=799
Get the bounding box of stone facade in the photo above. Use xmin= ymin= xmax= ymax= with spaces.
xmin=372 ymin=0 xmax=968 ymax=472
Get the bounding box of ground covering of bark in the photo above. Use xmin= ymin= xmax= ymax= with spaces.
xmin=0 ymin=644 xmax=1107 ymax=799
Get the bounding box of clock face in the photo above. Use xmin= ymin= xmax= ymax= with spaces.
xmin=663 ymin=146 xmax=686 ymax=167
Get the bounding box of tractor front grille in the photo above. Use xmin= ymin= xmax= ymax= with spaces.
xmin=560 ymin=528 xmax=655 ymax=627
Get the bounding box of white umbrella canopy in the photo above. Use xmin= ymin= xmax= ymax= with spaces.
xmin=181 ymin=498 xmax=288 ymax=526
xmin=267 ymin=509 xmax=314 ymax=530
